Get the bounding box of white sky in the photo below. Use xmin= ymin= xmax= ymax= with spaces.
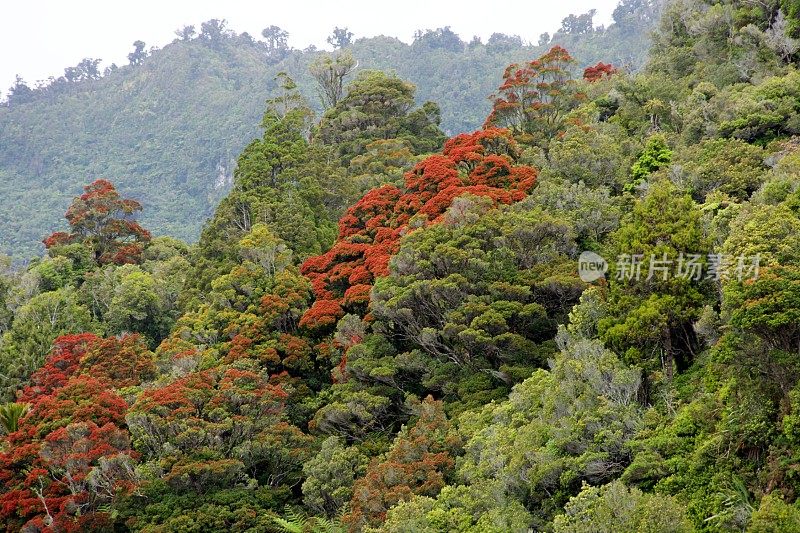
xmin=0 ymin=0 xmax=618 ymax=92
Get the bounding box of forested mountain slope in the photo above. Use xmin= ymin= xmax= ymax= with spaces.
xmin=6 ymin=0 xmax=800 ymax=531
xmin=0 ymin=2 xmax=658 ymax=260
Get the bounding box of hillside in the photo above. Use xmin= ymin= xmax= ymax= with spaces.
xmin=3 ymin=0 xmax=800 ymax=531
xmin=0 ymin=4 xmax=658 ymax=260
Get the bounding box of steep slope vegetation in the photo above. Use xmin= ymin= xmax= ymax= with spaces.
xmin=0 ymin=3 xmax=659 ymax=260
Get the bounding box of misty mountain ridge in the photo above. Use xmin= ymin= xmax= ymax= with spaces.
xmin=0 ymin=7 xmax=658 ymax=259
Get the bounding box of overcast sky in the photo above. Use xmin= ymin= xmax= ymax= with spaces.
xmin=1 ymin=0 xmax=619 ymax=92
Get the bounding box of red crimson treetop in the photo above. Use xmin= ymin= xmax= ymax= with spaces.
xmin=299 ymin=128 xmax=537 ymax=333
xmin=43 ymin=179 xmax=151 ymax=265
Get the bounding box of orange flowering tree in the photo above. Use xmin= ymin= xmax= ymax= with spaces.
xmin=0 ymin=334 xmax=154 ymax=531
xmin=300 ymin=128 xmax=537 ymax=335
xmin=342 ymin=397 xmax=460 ymax=531
xmin=484 ymin=46 xmax=585 ymax=148
xmin=583 ymin=61 xmax=617 ymax=82
xmin=44 ymin=179 xmax=151 ymax=265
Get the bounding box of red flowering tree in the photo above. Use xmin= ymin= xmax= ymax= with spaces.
xmin=583 ymin=61 xmax=617 ymax=82
xmin=16 ymin=333 xmax=98 ymax=403
xmin=0 ymin=376 xmax=135 ymax=531
xmin=126 ymin=366 xmax=314 ymax=494
xmin=0 ymin=334 xmax=154 ymax=531
xmin=300 ymin=128 xmax=537 ymax=334
xmin=484 ymin=46 xmax=585 ymax=148
xmin=43 ymin=179 xmax=151 ymax=265
xmin=83 ymin=336 xmax=156 ymax=386
xmin=342 ymin=397 xmax=460 ymax=531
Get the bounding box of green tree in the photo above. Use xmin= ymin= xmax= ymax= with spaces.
xmin=0 ymin=256 xmax=14 ymax=333
xmin=104 ymin=269 xmax=168 ymax=343
xmin=676 ymin=138 xmax=766 ymax=201
xmin=545 ymin=122 xmax=631 ymax=190
xmin=721 ymin=203 xmax=800 ymax=352
xmin=552 ymin=481 xmax=692 ymax=533
xmin=301 ymin=436 xmax=367 ymax=517
xmin=365 ymin=198 xmax=582 ymax=408
xmin=317 ymin=70 xmax=445 ymax=163
xmin=191 ymin=77 xmax=344 ymax=295
xmin=309 ymin=51 xmax=357 ymax=109
xmin=262 ymin=25 xmax=290 ymax=60
xmin=749 ymin=494 xmax=800 ymax=532
xmin=449 ymin=333 xmax=642 ymax=527
xmin=327 ymin=27 xmax=354 ymax=49
xmin=626 ymin=134 xmax=672 ymax=192
xmin=0 ymin=287 xmax=96 ymax=400
xmin=374 ymin=479 xmax=532 ymax=533
xmin=128 ymin=40 xmax=147 ymax=65
xmin=599 ymin=180 xmax=712 ymax=380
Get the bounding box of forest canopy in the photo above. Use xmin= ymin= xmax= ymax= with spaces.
xmin=4 ymin=0 xmax=800 ymax=531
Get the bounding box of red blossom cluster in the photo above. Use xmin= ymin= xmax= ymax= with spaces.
xmin=299 ymin=128 xmax=537 ymax=333
xmin=0 ymin=334 xmax=154 ymax=531
xmin=131 ymin=367 xmax=287 ymax=420
xmin=124 ymin=366 xmax=302 ymax=494
xmin=583 ymin=61 xmax=617 ymax=82
xmin=43 ymin=179 xmax=151 ymax=265
xmin=483 ymin=45 xmax=579 ymax=133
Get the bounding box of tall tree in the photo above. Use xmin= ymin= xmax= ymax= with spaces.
xmin=43 ymin=179 xmax=151 ymax=265
xmin=262 ymin=25 xmax=290 ymax=60
xmin=317 ymin=70 xmax=445 ymax=163
xmin=560 ymin=10 xmax=597 ymax=35
xmin=127 ymin=40 xmax=147 ymax=65
xmin=343 ymin=397 xmax=459 ymax=530
xmin=412 ymin=27 xmax=465 ymax=52
xmin=327 ymin=26 xmax=354 ymax=49
xmin=309 ymin=51 xmax=357 ymax=109
xmin=598 ymin=180 xmax=712 ymax=380
xmin=485 ymin=46 xmax=585 ymax=151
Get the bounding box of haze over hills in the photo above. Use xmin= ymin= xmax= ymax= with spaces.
xmin=0 ymin=4 xmax=658 ymax=260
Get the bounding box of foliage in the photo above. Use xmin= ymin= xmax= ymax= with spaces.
xmin=317 ymin=70 xmax=446 ymax=164
xmin=342 ymin=397 xmax=460 ymax=530
xmin=484 ymin=46 xmax=586 ymax=150
xmin=300 ymin=128 xmax=538 ymax=335
xmin=627 ymin=134 xmax=672 ymax=192
xmin=0 ymin=402 xmax=29 ymax=434
xmin=273 ymin=505 xmax=346 ymax=533
xmin=721 ymin=201 xmax=800 ymax=352
xmin=676 ymin=138 xmax=767 ymax=201
xmin=0 ymin=20 xmax=658 ymax=260
xmin=372 ymin=479 xmax=532 ymax=533
xmin=748 ymin=494 xmax=800 ymax=533
xmin=452 ymin=332 xmax=642 ymax=527
xmin=310 ymin=51 xmax=358 ymax=109
xmin=360 ymin=196 xmax=582 ymax=409
xmin=0 ymin=333 xmax=151 ymax=531
xmin=598 ymin=179 xmax=712 ymax=379
xmin=545 ymin=121 xmax=633 ymax=191
xmin=0 ymin=287 xmax=97 ymax=401
xmin=551 ymin=480 xmax=692 ymax=532
xmin=302 ymin=436 xmax=368 ymax=517
xmin=5 ymin=4 xmax=800 ymax=531
xmin=44 ymin=179 xmax=151 ymax=265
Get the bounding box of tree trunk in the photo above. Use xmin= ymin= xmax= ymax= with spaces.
xmin=663 ymin=328 xmax=674 ymax=382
